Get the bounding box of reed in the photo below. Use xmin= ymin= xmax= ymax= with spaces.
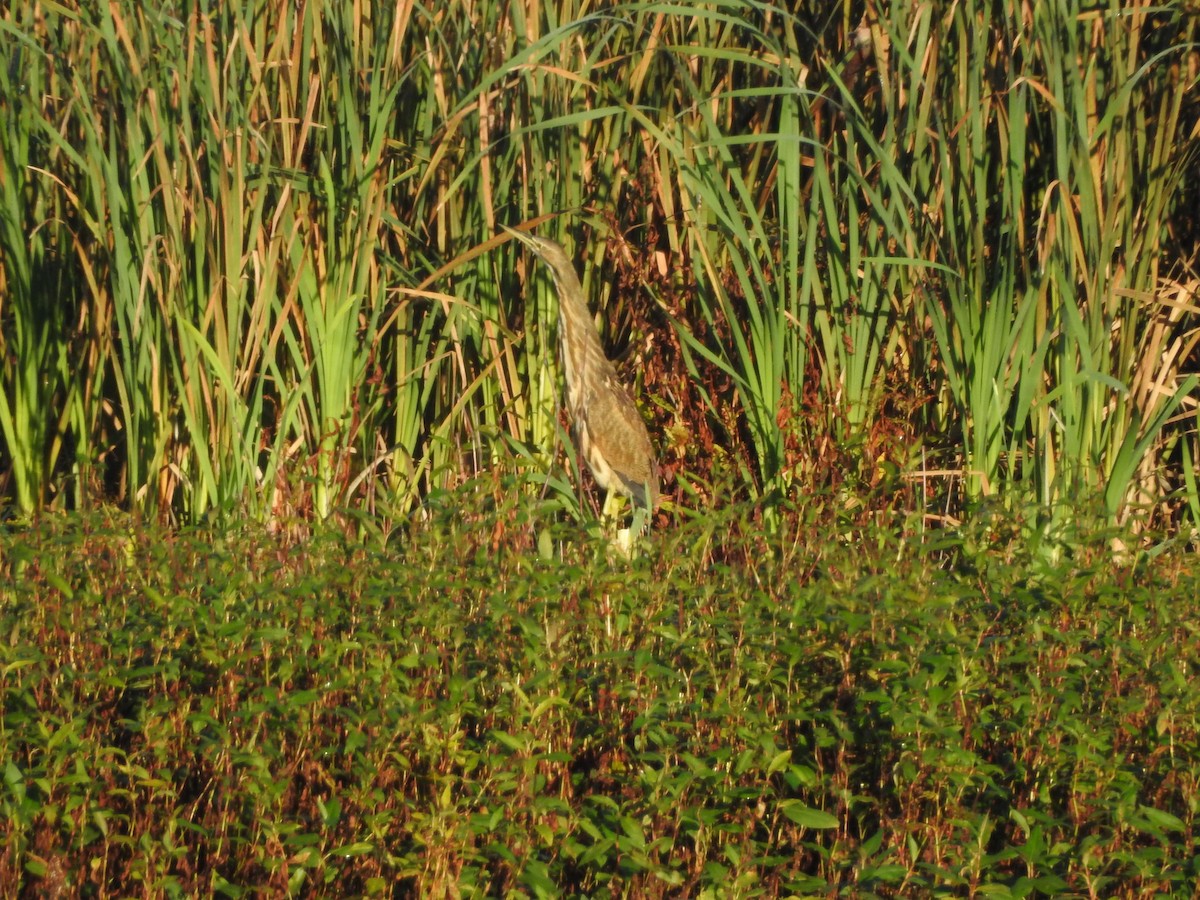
xmin=0 ymin=0 xmax=1194 ymax=539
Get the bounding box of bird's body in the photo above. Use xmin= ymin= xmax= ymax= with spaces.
xmin=503 ymin=226 xmax=659 ymax=512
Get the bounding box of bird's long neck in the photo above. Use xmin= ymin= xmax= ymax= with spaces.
xmin=552 ymin=269 xmax=609 ymax=411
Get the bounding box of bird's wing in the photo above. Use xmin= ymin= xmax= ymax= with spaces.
xmin=582 ymin=367 xmax=659 ymax=507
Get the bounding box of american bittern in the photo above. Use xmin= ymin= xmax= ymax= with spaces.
xmin=503 ymin=225 xmax=659 ymax=513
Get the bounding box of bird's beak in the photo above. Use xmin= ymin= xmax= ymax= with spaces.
xmin=500 ymin=224 xmax=536 ymax=251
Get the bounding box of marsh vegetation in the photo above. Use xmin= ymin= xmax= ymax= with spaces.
xmin=2 ymin=0 xmax=1198 ymax=894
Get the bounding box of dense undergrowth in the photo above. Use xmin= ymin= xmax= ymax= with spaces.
xmin=2 ymin=0 xmax=1197 ymax=536
xmin=2 ymin=507 xmax=1197 ymax=897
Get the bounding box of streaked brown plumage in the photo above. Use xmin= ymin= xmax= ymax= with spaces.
xmin=503 ymin=225 xmax=659 ymax=511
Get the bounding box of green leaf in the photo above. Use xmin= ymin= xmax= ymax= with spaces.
xmin=328 ymin=842 xmax=374 ymax=858
xmin=766 ymin=749 xmax=791 ymax=775
xmin=1138 ymin=805 xmax=1185 ymax=834
xmin=778 ymin=801 xmax=838 ymax=829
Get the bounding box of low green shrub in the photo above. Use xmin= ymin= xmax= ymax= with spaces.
xmin=2 ymin=510 xmax=1197 ymax=896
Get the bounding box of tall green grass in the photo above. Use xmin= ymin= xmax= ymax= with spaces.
xmin=0 ymin=7 xmax=100 ymax=512
xmin=1 ymin=0 xmax=1195 ymax=538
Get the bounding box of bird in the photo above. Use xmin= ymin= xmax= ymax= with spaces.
xmin=502 ymin=224 xmax=659 ymax=516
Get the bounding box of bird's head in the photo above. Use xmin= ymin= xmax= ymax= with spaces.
xmin=501 ymin=225 xmax=581 ymax=296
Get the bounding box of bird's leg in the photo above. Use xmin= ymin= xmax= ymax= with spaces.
xmin=598 ymin=489 xmax=651 ymax=559
xmin=600 ymin=487 xmax=618 ymax=520
xmin=601 ymin=487 xmax=635 ymax=558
